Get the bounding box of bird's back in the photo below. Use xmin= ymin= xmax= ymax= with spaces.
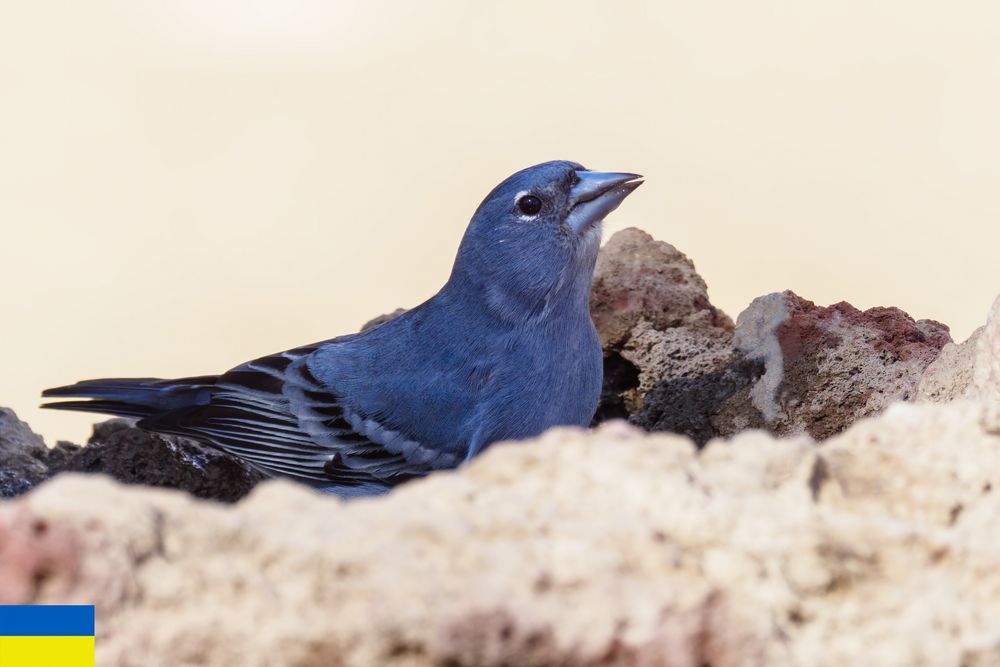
xmin=308 ymin=291 xmax=602 ymax=460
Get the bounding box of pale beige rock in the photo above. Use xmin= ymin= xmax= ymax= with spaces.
xmin=974 ymin=295 xmax=1000 ymax=401
xmin=917 ymin=328 xmax=983 ymax=402
xmin=3 ymin=404 xmax=1000 ymax=667
xmin=919 ymin=294 xmax=1000 ymax=403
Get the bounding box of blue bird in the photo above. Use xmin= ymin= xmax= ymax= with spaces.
xmin=42 ymin=161 xmax=643 ymax=496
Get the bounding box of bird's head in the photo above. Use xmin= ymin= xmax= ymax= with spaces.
xmin=448 ymin=160 xmax=643 ymax=321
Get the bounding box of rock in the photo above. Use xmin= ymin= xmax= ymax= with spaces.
xmin=918 ymin=294 xmax=1000 ymax=404
xmin=590 ymin=232 xmax=954 ymax=445
xmin=917 ymin=328 xmax=984 ymax=402
xmin=632 ymin=354 xmax=759 ymax=446
xmin=709 ymin=291 xmax=952 ymax=441
xmin=0 ymin=408 xmax=50 ymax=497
xmin=590 ymin=228 xmax=735 ymax=428
xmin=361 ymin=308 xmax=407 ymax=331
xmin=590 ymin=228 xmax=734 ymax=350
xmin=52 ymin=420 xmax=265 ymax=503
xmin=974 ymin=295 xmax=1000 ymax=401
xmin=0 ymin=413 xmax=260 ymax=503
xmin=3 ymin=401 xmax=1000 ymax=666
xmin=43 ymin=441 xmax=83 ymax=469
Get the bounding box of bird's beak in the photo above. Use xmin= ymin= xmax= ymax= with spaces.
xmin=566 ymin=171 xmax=643 ymax=234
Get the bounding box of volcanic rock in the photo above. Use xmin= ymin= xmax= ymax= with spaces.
xmin=51 ymin=420 xmax=265 ymax=503
xmin=590 ymin=228 xmax=735 ymax=426
xmin=2 ymin=401 xmax=1000 ymax=666
xmin=0 ymin=408 xmax=51 ymax=497
xmin=919 ymin=294 xmax=1000 ymax=403
xmin=710 ymin=291 xmax=952 ymax=440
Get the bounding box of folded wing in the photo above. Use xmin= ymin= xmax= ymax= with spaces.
xmin=140 ymin=344 xmax=457 ymax=489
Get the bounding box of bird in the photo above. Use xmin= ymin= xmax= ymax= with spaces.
xmin=42 ymin=161 xmax=643 ymax=497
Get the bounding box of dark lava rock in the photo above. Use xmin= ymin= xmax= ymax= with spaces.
xmin=0 ymin=408 xmax=51 ymax=497
xmin=1 ymin=411 xmax=265 ymax=503
xmin=50 ymin=420 xmax=266 ymax=503
xmin=633 ymin=356 xmax=761 ymax=446
xmin=41 ymin=441 xmax=82 ymax=469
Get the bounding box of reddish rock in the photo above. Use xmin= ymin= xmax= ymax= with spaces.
xmin=713 ymin=291 xmax=952 ymax=440
xmin=590 ymin=228 xmax=733 ymax=351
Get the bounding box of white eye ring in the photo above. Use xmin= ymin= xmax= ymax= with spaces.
xmin=513 ymin=191 xmax=543 ymax=218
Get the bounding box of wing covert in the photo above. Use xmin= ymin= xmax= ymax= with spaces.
xmin=141 ymin=344 xmax=453 ymax=488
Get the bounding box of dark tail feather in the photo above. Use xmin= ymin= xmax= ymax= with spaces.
xmin=41 ymin=375 xmax=218 ymax=419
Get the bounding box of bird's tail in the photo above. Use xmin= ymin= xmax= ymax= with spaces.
xmin=41 ymin=376 xmax=218 ymax=419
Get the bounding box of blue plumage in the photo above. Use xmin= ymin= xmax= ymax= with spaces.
xmin=43 ymin=161 xmax=642 ymax=496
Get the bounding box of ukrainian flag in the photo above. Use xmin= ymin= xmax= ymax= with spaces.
xmin=0 ymin=605 xmax=94 ymax=667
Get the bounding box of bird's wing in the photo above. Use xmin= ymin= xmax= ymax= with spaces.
xmin=142 ymin=344 xmax=458 ymax=488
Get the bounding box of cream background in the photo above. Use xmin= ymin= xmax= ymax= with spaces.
xmin=1 ymin=1 xmax=998 ymax=444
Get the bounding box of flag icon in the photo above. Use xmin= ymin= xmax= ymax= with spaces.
xmin=0 ymin=605 xmax=95 ymax=667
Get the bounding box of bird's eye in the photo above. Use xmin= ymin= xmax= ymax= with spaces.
xmin=517 ymin=195 xmax=543 ymax=216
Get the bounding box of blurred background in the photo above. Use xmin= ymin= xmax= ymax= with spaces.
xmin=2 ymin=0 xmax=998 ymax=444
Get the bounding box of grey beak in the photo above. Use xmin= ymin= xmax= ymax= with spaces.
xmin=566 ymin=171 xmax=643 ymax=234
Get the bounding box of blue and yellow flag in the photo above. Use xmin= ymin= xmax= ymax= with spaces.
xmin=0 ymin=605 xmax=94 ymax=667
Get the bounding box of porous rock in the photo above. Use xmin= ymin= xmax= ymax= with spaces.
xmin=0 ymin=408 xmax=51 ymax=496
xmin=589 ymin=231 xmax=956 ymax=445
xmin=977 ymin=295 xmax=1000 ymax=400
xmin=709 ymin=291 xmax=952 ymax=441
xmin=917 ymin=328 xmax=984 ymax=402
xmin=50 ymin=419 xmax=265 ymax=503
xmin=3 ymin=401 xmax=1000 ymax=666
xmin=917 ymin=294 xmax=1000 ymax=404
xmin=590 ymin=228 xmax=733 ymax=350
xmin=0 ymin=412 xmax=261 ymax=503
xmin=590 ymin=228 xmax=735 ymax=427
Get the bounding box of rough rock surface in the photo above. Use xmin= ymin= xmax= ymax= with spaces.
xmin=589 ymin=228 xmax=735 ymax=425
xmin=918 ymin=295 xmax=1000 ymax=404
xmin=53 ymin=420 xmax=266 ymax=503
xmin=633 ymin=290 xmax=952 ymax=443
xmin=978 ymin=295 xmax=1000 ymax=400
xmin=709 ymin=291 xmax=953 ymax=441
xmin=588 ymin=229 xmax=954 ymax=444
xmin=0 ymin=413 xmax=264 ymax=503
xmin=0 ymin=408 xmax=52 ymax=497
xmin=2 ymin=401 xmax=1000 ymax=666
xmin=917 ymin=328 xmax=984 ymax=402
